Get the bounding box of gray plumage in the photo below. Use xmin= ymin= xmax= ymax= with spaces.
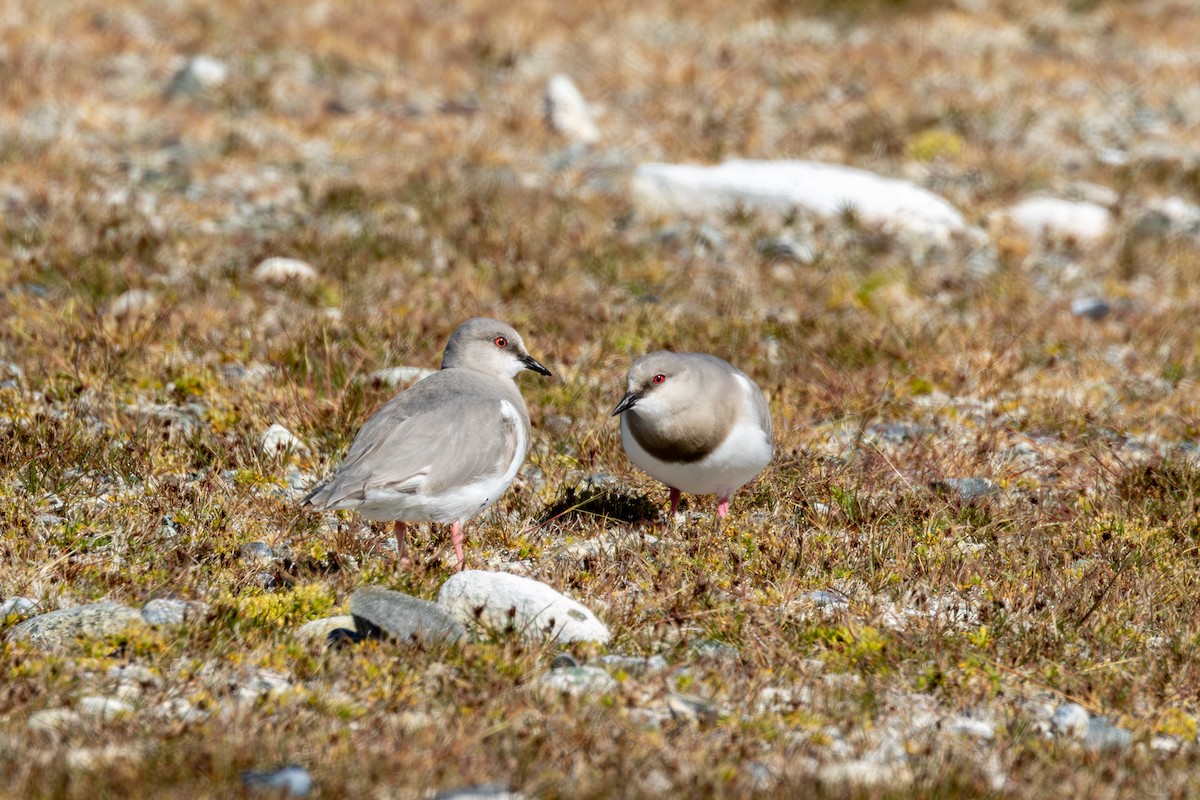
xmin=302 ymin=318 xmax=551 ymax=568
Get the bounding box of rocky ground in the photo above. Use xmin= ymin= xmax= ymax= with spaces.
xmin=3 ymin=0 xmax=1200 ymax=797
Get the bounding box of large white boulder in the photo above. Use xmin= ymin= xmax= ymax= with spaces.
xmin=632 ymin=159 xmax=966 ymax=242
xmin=437 ymin=570 xmax=610 ymax=644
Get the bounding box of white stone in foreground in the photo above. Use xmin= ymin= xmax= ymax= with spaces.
xmin=545 ymin=74 xmax=600 ymax=144
xmin=253 ymin=257 xmax=318 ymax=286
xmin=632 ymin=159 xmax=965 ymax=241
xmin=437 ymin=570 xmax=610 ymax=644
xmin=1006 ymin=197 xmax=1112 ymax=243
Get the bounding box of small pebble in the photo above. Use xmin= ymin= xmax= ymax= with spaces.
xmin=1071 ymin=297 xmax=1111 ymax=320
xmin=242 ymin=765 xmax=314 ymax=797
xmin=253 ymin=257 xmax=318 ymax=287
xmin=241 ymin=542 xmax=275 ymax=561
xmin=1051 ymin=703 xmax=1091 ymax=738
xmin=1 ymin=596 xmax=38 ymax=619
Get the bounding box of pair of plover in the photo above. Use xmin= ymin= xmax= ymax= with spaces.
xmin=302 ymin=318 xmax=774 ymax=569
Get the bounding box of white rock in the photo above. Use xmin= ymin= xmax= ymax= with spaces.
xmin=234 ymin=669 xmax=293 ymax=703
xmin=1051 ymin=703 xmax=1091 ymax=738
xmin=1006 ymin=197 xmax=1112 ymax=243
xmin=1147 ymin=196 xmax=1200 ymax=228
xmin=816 ymin=760 xmax=909 ymax=790
xmin=632 ymin=160 xmax=965 ymax=242
xmin=1 ymin=596 xmax=37 ymax=618
xmin=261 ymin=424 xmax=309 ymax=458
xmin=945 ymin=715 xmax=995 ymax=740
xmin=108 ymin=289 xmax=156 ymax=318
xmin=253 ymin=257 xmax=318 ymax=286
xmin=156 ymin=698 xmax=208 ymax=723
xmin=167 ymin=55 xmax=228 ymax=97
xmin=437 ymin=570 xmax=610 ymax=644
xmin=28 ymin=707 xmax=83 ymax=733
xmin=545 ymin=73 xmax=600 ymax=144
xmin=77 ymin=695 xmax=135 ymax=721
xmin=295 ymin=615 xmax=356 ymax=642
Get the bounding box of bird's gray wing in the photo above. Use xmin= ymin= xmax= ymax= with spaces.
xmin=305 ymin=393 xmax=524 ymax=510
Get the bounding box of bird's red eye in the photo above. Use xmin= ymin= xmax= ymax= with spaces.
xmin=652 ymin=374 xmax=666 ymax=384
xmin=494 ymin=336 xmax=508 ymax=348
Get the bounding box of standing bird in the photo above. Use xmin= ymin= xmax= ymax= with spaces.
xmin=613 ymin=352 xmax=773 ymax=523
xmin=302 ymin=318 xmax=551 ymax=570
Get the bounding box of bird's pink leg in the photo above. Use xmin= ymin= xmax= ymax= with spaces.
xmin=716 ymin=496 xmax=730 ymax=519
xmin=451 ymin=521 xmax=466 ymax=571
xmin=393 ymin=521 xmax=411 ymax=567
xmin=669 ymin=487 xmax=682 ymax=516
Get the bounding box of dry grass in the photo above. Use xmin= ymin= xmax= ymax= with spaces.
xmin=3 ymin=0 xmax=1200 ymax=797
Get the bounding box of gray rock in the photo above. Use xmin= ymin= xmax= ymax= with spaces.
xmin=242 ymin=765 xmax=313 ymax=797
xmin=433 ymin=783 xmax=523 ymax=800
xmin=1071 ymin=297 xmax=1111 ymax=320
xmin=867 ymin=422 xmax=934 ymax=443
xmin=666 ymin=691 xmax=719 ymax=723
xmin=1084 ymin=717 xmax=1133 ymax=752
xmin=437 ymin=571 xmax=610 ymax=644
xmin=7 ymin=602 xmax=147 ymax=649
xmin=141 ymin=598 xmax=202 ymax=627
xmin=535 ymin=665 xmax=617 ymax=698
xmin=595 ymin=654 xmax=669 ymax=677
xmin=801 ymin=590 xmax=850 ymax=610
xmin=241 ymin=542 xmax=274 ymax=561
xmin=234 ymin=669 xmax=292 ymax=703
xmin=933 ymin=477 xmax=1000 ymax=499
xmin=689 ymin=639 xmax=740 ymax=662
xmin=757 ymin=235 xmax=818 ymax=265
xmin=1 ymin=596 xmax=38 ymax=619
xmin=350 ymin=585 xmax=465 ymax=645
xmin=106 ymin=664 xmax=162 ymax=689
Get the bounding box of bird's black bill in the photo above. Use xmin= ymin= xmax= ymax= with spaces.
xmin=522 ymin=355 xmax=552 ymax=376
xmin=612 ymin=391 xmax=639 ymax=416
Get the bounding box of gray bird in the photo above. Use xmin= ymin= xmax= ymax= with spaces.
xmin=303 ymin=318 xmax=551 ymax=570
xmin=613 ymin=351 xmax=773 ymax=522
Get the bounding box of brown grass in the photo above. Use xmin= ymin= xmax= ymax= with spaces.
xmin=3 ymin=0 xmax=1200 ymax=796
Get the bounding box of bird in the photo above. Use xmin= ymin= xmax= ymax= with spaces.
xmin=612 ymin=351 xmax=773 ymax=524
xmin=302 ymin=318 xmax=551 ymax=570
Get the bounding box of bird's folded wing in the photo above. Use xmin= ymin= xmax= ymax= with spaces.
xmin=307 ymin=398 xmax=522 ymax=508
xmin=737 ymin=373 xmax=774 ymax=444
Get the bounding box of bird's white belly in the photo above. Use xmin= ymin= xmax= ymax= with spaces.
xmin=355 ymin=472 xmax=514 ymax=523
xmin=621 ymin=419 xmax=772 ymax=497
